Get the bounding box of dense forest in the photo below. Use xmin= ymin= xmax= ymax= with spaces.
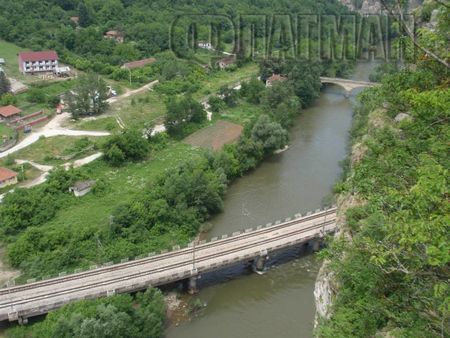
xmin=0 ymin=0 xmax=351 ymax=75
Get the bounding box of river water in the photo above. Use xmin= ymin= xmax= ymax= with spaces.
xmin=167 ymin=62 xmax=375 ymax=338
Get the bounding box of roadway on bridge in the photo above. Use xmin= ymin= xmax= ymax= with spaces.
xmin=0 ymin=207 xmax=337 ymax=322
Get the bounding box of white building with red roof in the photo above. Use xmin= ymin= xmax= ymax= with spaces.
xmin=18 ymin=51 xmax=59 ymax=74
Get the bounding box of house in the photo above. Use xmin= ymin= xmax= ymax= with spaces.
xmin=0 ymin=167 xmax=18 ymax=188
xmin=69 ymin=180 xmax=96 ymax=197
xmin=217 ymin=57 xmax=236 ymax=70
xmin=104 ymin=30 xmax=124 ymax=43
xmin=198 ymin=41 xmax=213 ymax=50
xmin=0 ymin=105 xmax=22 ymax=122
xmin=121 ymin=58 xmax=157 ymax=70
xmin=266 ymin=74 xmax=287 ymax=87
xmin=18 ymin=51 xmax=59 ymax=74
xmin=70 ymin=16 xmax=79 ymax=24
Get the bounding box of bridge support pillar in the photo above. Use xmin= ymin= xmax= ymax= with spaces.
xmin=312 ymin=239 xmax=322 ymax=252
xmin=253 ymin=250 xmax=269 ymax=273
xmin=18 ymin=317 xmax=28 ymax=325
xmin=188 ymin=269 xmax=199 ymax=294
xmin=344 ymin=90 xmax=350 ymax=99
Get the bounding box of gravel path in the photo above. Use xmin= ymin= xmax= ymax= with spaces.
xmin=0 ymin=113 xmax=110 ymax=159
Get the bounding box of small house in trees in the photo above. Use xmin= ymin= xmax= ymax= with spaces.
xmin=198 ymin=41 xmax=213 ymax=50
xmin=0 ymin=105 xmax=21 ymax=122
xmin=266 ymin=74 xmax=287 ymax=87
xmin=104 ymin=30 xmax=124 ymax=43
xmin=69 ymin=180 xmax=96 ymax=197
xmin=70 ymin=16 xmax=79 ymax=25
xmin=0 ymin=167 xmax=18 ymax=188
xmin=217 ymin=57 xmax=236 ymax=70
xmin=18 ymin=51 xmax=59 ymax=74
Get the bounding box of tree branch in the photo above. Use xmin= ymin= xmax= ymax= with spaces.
xmin=379 ymin=0 xmax=450 ymax=69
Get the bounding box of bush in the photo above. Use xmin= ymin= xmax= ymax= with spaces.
xmin=103 ymin=129 xmax=149 ymax=166
xmin=27 ymin=88 xmax=47 ymax=104
xmin=6 ymin=288 xmax=165 ymax=338
xmin=1 ymin=93 xmax=17 ymax=106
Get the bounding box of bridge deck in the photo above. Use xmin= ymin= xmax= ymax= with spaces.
xmin=0 ymin=207 xmax=337 ymax=322
xmin=319 ymin=77 xmax=376 ymax=86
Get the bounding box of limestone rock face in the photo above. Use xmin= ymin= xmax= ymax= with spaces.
xmin=314 ymin=260 xmax=336 ymax=324
xmin=338 ymin=0 xmax=422 ymax=15
xmin=394 ymin=112 xmax=412 ymax=123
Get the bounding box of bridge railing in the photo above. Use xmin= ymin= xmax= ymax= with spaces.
xmin=2 ymin=205 xmax=337 ymax=290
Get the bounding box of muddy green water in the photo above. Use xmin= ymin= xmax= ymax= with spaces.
xmin=166 ymin=63 xmax=377 ymax=338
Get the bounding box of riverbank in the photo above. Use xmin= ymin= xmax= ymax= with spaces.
xmin=166 ymin=80 xmax=355 ymax=337
xmin=314 ymin=54 xmax=449 ymax=336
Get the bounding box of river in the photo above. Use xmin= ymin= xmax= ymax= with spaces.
xmin=166 ymin=62 xmax=377 ymax=338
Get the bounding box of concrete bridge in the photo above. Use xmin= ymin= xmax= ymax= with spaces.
xmin=320 ymin=77 xmax=378 ymax=97
xmin=0 ymin=207 xmax=337 ymax=324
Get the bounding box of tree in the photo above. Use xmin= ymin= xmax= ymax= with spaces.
xmin=240 ymin=77 xmax=265 ymax=104
xmin=0 ymin=71 xmax=10 ymax=96
xmin=164 ymin=96 xmax=206 ymax=136
xmin=262 ymin=81 xmax=301 ymax=127
xmin=208 ymin=96 xmax=225 ymax=113
xmin=218 ymin=86 xmax=238 ymax=107
xmin=78 ymin=2 xmax=93 ymax=28
xmin=103 ymin=129 xmax=148 ymax=166
xmin=104 ymin=144 xmax=125 ymax=166
xmin=251 ymin=114 xmax=288 ymax=155
xmin=27 ymin=88 xmax=47 ymax=104
xmin=287 ymin=61 xmax=322 ymax=107
xmin=67 ymin=73 xmax=109 ymax=118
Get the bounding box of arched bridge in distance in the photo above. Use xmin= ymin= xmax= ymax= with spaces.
xmin=320 ymin=77 xmax=379 ymax=97
xmin=0 ymin=207 xmax=337 ymax=324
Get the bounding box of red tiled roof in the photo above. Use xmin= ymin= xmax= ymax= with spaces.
xmin=19 ymin=51 xmax=58 ymax=62
xmin=0 ymin=167 xmax=18 ymax=181
xmin=0 ymin=105 xmax=22 ymax=118
xmin=267 ymin=74 xmax=287 ymax=82
xmin=122 ymin=58 xmax=157 ymax=69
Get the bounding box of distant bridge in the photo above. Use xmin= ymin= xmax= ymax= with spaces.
xmin=0 ymin=207 xmax=337 ymax=324
xmin=320 ymin=77 xmax=378 ymax=96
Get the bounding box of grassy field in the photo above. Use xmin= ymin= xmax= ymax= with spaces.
xmin=73 ymin=116 xmax=121 ymax=132
xmin=220 ymin=99 xmax=264 ymax=126
xmin=40 ymin=142 xmax=202 ymax=234
xmin=0 ymin=136 xmax=105 ymax=166
xmin=193 ymin=63 xmax=259 ymax=100
xmin=68 ymin=63 xmax=259 ymax=133
xmin=0 ymin=40 xmax=28 ymax=81
xmin=111 ymin=90 xmax=167 ymax=128
xmin=0 ymin=123 xmax=15 ymax=142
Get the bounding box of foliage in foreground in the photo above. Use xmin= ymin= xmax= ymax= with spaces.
xmin=6 ymin=288 xmax=165 ymax=338
xmin=316 ymin=68 xmax=449 ymax=337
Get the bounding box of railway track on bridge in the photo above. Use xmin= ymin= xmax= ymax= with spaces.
xmin=0 ymin=218 xmax=336 ymax=311
xmin=0 ymin=207 xmax=336 ymax=297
